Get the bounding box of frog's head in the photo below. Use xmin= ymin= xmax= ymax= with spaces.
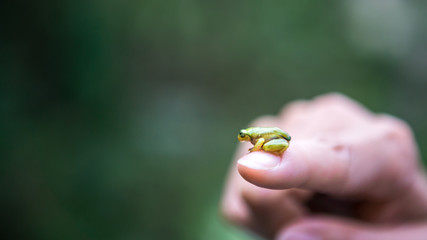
xmin=237 ymin=129 xmax=251 ymax=142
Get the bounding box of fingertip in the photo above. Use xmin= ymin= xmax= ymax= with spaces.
xmin=237 ymin=152 xmax=283 ymax=189
xmin=237 ymin=149 xmax=306 ymax=190
xmin=238 ymin=152 xmax=281 ymax=170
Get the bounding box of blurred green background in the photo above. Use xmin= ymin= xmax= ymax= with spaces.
xmin=2 ymin=0 xmax=427 ymax=239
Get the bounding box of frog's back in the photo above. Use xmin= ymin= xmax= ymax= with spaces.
xmin=274 ymin=127 xmax=291 ymax=141
xmin=247 ymin=127 xmax=291 ymax=141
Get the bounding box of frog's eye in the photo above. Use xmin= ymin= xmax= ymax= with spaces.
xmin=239 ymin=132 xmax=245 ymax=138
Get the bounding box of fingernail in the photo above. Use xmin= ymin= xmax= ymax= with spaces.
xmin=237 ymin=152 xmax=280 ymax=170
xmin=280 ymin=232 xmax=319 ymax=240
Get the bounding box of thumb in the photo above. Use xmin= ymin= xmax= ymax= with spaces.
xmin=276 ymin=216 xmax=427 ymax=240
xmin=237 ymin=136 xmax=414 ymax=198
xmin=237 ymin=140 xmax=352 ymax=194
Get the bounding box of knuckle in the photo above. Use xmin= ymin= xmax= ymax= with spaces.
xmin=377 ymin=114 xmax=414 ymax=140
xmin=375 ymin=114 xmax=419 ymax=176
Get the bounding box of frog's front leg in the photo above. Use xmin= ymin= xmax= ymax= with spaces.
xmin=250 ymin=138 xmax=265 ymax=152
xmin=262 ymin=139 xmax=289 ymax=154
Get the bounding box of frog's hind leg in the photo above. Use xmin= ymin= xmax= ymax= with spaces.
xmin=262 ymin=139 xmax=289 ymax=154
xmin=250 ymin=138 xmax=265 ymax=152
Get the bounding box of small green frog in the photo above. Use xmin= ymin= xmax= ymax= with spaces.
xmin=237 ymin=127 xmax=291 ymax=155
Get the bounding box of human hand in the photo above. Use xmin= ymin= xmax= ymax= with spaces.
xmin=221 ymin=93 xmax=427 ymax=240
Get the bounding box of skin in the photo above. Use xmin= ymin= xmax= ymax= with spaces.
xmin=221 ymin=93 xmax=427 ymax=240
xmin=238 ymin=127 xmax=291 ymax=155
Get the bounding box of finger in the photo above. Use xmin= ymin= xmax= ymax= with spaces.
xmin=237 ymin=140 xmax=352 ymax=194
xmin=238 ymin=113 xmax=419 ymax=198
xmin=276 ymin=216 xmax=427 ymax=240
